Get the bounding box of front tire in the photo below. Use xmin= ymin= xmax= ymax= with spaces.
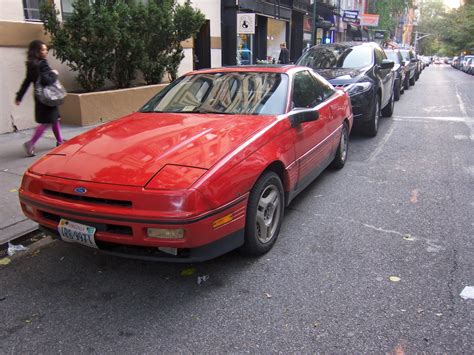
xmin=331 ymin=122 xmax=349 ymax=169
xmin=404 ymin=76 xmax=410 ymax=90
xmin=241 ymin=171 xmax=284 ymax=255
xmin=364 ymin=94 xmax=380 ymax=137
xmin=394 ymin=80 xmax=401 ymax=101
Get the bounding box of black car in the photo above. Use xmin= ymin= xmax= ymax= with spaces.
xmin=385 ymin=49 xmax=407 ymax=101
xmin=297 ymin=42 xmax=395 ymax=137
xmin=399 ymin=49 xmax=418 ymax=86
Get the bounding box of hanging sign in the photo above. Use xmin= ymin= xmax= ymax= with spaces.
xmin=237 ymin=13 xmax=256 ymax=34
xmin=360 ymin=14 xmax=380 ymax=27
xmin=343 ymin=10 xmax=359 ymax=22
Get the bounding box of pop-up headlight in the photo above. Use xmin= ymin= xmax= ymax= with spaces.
xmin=145 ymin=164 xmax=207 ymax=190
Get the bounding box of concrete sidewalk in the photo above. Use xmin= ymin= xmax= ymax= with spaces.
xmin=0 ymin=124 xmax=98 ymax=246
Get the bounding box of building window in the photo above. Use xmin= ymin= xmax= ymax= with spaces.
xmin=61 ymin=0 xmax=75 ymax=20
xmin=23 ymin=0 xmax=46 ymax=21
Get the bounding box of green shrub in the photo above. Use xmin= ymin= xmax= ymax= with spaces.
xmin=140 ymin=1 xmax=205 ymax=84
xmin=41 ymin=0 xmax=205 ymax=91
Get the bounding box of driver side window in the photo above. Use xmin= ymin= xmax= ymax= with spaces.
xmin=293 ymin=71 xmax=325 ymax=108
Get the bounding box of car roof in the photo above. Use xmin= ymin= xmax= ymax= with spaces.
xmin=187 ymin=65 xmax=303 ymax=75
xmin=309 ymin=41 xmax=380 ymax=49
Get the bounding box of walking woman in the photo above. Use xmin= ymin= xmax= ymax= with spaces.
xmin=15 ymin=40 xmax=64 ymax=157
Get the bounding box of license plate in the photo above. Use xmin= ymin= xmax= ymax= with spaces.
xmin=58 ymin=219 xmax=98 ymax=249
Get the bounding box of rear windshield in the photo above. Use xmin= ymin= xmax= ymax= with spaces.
xmin=400 ymin=50 xmax=411 ymax=61
xmin=385 ymin=51 xmax=400 ymax=64
xmin=297 ymin=45 xmax=374 ymax=69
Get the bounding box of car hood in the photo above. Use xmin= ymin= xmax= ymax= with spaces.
xmin=30 ymin=112 xmax=275 ymax=187
xmin=314 ymin=68 xmax=365 ymax=82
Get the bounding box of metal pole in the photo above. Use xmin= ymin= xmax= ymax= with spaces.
xmin=312 ymin=0 xmax=317 ymax=46
xmin=414 ymin=31 xmax=418 ymax=51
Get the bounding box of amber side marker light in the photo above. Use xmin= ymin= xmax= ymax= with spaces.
xmin=212 ymin=214 xmax=234 ymax=229
xmin=147 ymin=228 xmax=184 ymax=239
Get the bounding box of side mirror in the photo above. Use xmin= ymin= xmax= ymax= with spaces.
xmin=289 ymin=108 xmax=319 ymax=127
xmin=380 ymin=59 xmax=394 ymax=70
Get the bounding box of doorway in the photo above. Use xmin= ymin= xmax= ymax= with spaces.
xmin=194 ymin=20 xmax=211 ymax=69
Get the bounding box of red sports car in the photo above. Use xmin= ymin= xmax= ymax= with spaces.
xmin=19 ymin=66 xmax=353 ymax=262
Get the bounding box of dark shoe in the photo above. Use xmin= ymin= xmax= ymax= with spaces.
xmin=23 ymin=141 xmax=35 ymax=157
xmin=56 ymin=139 xmax=67 ymax=147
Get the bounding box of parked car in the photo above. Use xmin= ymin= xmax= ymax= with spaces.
xmin=296 ymin=41 xmax=394 ymax=137
xmin=466 ymin=58 xmax=474 ymax=75
xmin=452 ymin=56 xmax=460 ymax=68
xmin=399 ymin=49 xmax=418 ymax=86
xmin=385 ymin=48 xmax=407 ymax=100
xmin=18 ymin=66 xmax=353 ymax=262
xmin=461 ymin=55 xmax=474 ymax=72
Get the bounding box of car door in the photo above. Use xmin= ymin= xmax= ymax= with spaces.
xmin=291 ymin=70 xmax=334 ymax=190
xmin=375 ymin=47 xmax=392 ymax=107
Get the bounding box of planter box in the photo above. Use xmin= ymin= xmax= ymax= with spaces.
xmin=59 ymin=84 xmax=167 ymax=126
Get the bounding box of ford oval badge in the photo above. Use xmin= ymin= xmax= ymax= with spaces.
xmin=74 ymin=187 xmax=87 ymax=194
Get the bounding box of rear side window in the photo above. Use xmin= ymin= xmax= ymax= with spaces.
xmin=292 ymin=71 xmax=334 ymax=109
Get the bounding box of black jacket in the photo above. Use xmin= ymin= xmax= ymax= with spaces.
xmin=278 ymin=47 xmax=290 ymax=64
xmin=16 ymin=59 xmax=60 ymax=124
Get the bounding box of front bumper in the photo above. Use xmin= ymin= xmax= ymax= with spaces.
xmin=19 ymin=171 xmax=248 ymax=262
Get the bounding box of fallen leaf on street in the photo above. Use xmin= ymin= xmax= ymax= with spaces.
xmin=403 ymin=234 xmax=415 ymax=241
xmin=180 ymin=267 xmax=196 ymax=276
xmin=264 ymin=292 xmax=272 ymax=298
xmin=389 ymin=276 xmax=401 ymax=282
xmin=0 ymin=258 xmax=11 ymax=266
xmin=31 ymin=250 xmax=40 ymax=257
xmin=410 ymin=189 xmax=419 ymax=203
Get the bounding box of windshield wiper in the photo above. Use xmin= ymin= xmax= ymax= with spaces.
xmin=192 ymin=108 xmax=233 ymax=114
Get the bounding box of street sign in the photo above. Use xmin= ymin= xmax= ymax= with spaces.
xmin=237 ymin=13 xmax=256 ymax=34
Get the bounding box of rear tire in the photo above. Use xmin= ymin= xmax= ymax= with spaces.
xmin=241 ymin=171 xmax=284 ymax=255
xmin=331 ymin=122 xmax=349 ymax=169
xmin=409 ymin=74 xmax=415 ymax=86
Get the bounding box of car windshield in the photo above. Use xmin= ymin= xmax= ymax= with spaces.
xmin=297 ymin=45 xmax=373 ymax=69
xmin=140 ymin=72 xmax=289 ymax=115
xmin=385 ymin=51 xmax=400 ymax=64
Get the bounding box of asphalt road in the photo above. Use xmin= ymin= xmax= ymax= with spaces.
xmin=1 ymin=64 xmax=473 ymax=353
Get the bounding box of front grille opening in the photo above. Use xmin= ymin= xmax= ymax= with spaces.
xmin=41 ymin=211 xmax=133 ymax=236
xmin=43 ymin=189 xmax=132 ymax=208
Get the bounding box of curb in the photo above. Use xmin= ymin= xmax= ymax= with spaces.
xmin=0 ymin=228 xmax=52 ymax=259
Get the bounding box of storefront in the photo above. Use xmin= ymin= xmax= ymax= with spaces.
xmin=236 ymin=15 xmax=288 ymax=65
xmin=222 ymin=0 xmax=292 ymax=66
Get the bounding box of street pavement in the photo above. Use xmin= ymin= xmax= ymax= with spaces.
xmin=0 ymin=124 xmax=97 ymax=246
xmin=0 ymin=64 xmax=473 ymax=353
